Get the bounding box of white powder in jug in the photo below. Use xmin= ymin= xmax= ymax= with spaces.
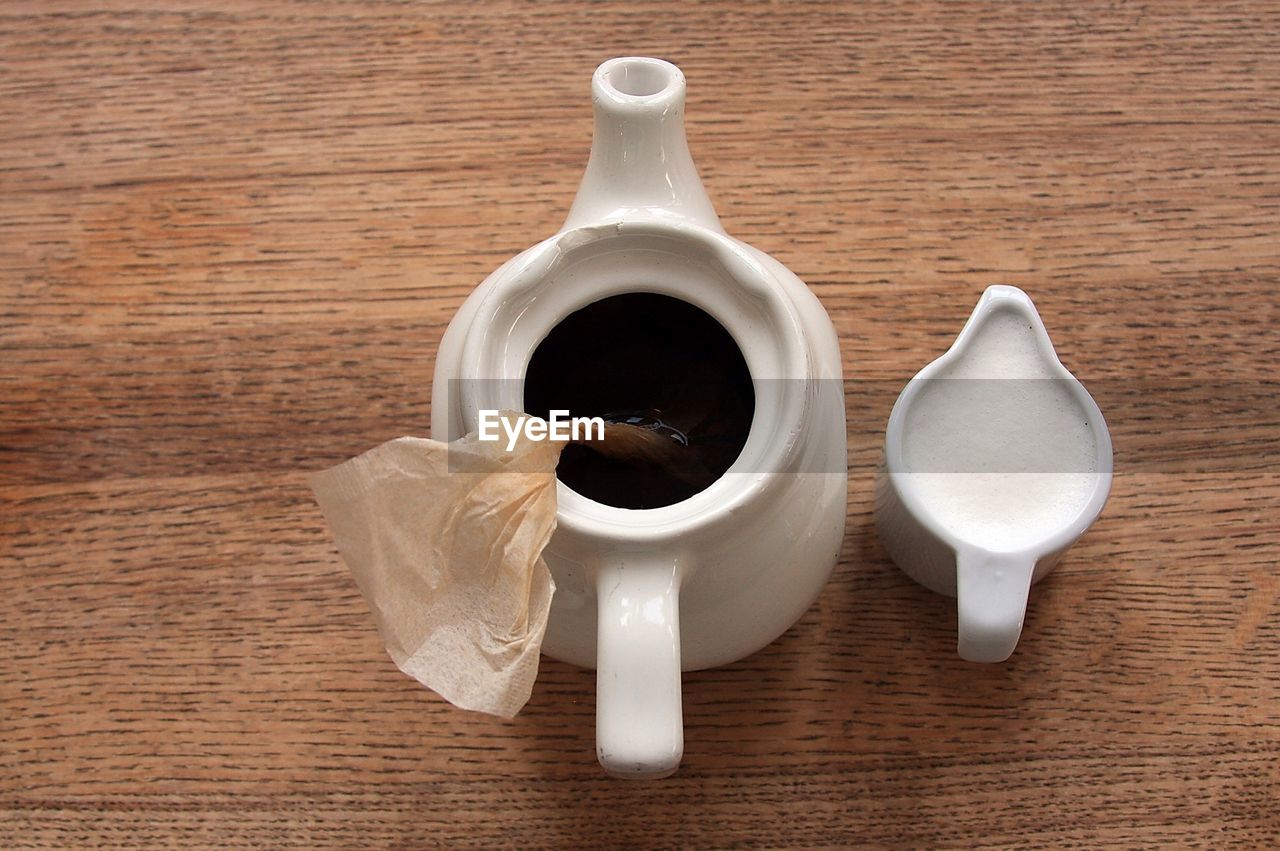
xmin=901 ymin=308 xmax=1100 ymax=552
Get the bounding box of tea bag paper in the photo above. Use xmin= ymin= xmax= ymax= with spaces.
xmin=310 ymin=413 xmax=561 ymax=718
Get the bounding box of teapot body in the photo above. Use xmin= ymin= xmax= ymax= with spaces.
xmin=431 ymin=224 xmax=846 ymax=671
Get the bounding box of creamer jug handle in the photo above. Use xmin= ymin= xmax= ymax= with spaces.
xmin=956 ymin=549 xmax=1036 ymax=663
xmin=595 ymin=554 xmax=684 ymax=779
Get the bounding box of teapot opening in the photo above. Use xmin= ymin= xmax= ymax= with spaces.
xmin=453 ymin=222 xmax=812 ymax=537
xmin=523 ymin=292 xmax=755 ymax=510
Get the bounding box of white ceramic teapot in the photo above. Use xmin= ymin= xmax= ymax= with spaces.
xmin=432 ymin=57 xmax=846 ymax=778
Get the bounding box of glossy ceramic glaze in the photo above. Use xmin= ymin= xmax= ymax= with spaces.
xmin=431 ymin=58 xmax=847 ymax=778
xmin=874 ymin=286 xmax=1112 ymax=663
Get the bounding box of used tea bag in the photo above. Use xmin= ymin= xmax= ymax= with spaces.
xmin=310 ymin=412 xmax=562 ymax=718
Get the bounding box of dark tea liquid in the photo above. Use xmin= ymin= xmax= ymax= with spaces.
xmin=523 ymin=293 xmax=755 ymax=509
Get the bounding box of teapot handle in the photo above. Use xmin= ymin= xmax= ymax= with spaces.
xmin=595 ymin=555 xmax=683 ymax=779
xmin=956 ymin=549 xmax=1037 ymax=663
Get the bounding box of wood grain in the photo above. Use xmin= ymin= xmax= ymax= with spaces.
xmin=2 ymin=1 xmax=1278 ymax=846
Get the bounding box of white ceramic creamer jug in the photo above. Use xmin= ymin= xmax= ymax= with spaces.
xmin=431 ymin=57 xmax=846 ymax=778
xmin=875 ymin=286 xmax=1112 ymax=663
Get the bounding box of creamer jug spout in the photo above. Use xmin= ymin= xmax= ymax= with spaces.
xmin=563 ymin=57 xmax=724 ymax=233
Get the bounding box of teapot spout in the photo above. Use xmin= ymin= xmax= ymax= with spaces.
xmin=563 ymin=57 xmax=723 ymax=233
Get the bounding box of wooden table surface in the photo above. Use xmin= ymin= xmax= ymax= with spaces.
xmin=3 ymin=1 xmax=1278 ymax=847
